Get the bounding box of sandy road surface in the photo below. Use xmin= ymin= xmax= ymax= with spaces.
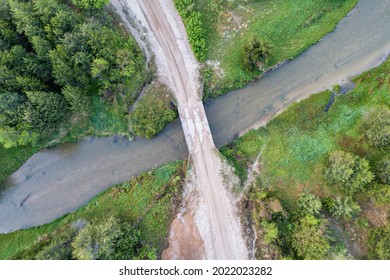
xmin=134 ymin=0 xmax=248 ymax=259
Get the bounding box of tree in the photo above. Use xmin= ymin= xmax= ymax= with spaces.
xmin=71 ymin=0 xmax=109 ymax=10
xmin=324 ymin=150 xmax=374 ymax=194
xmin=368 ymin=226 xmax=390 ymax=260
xmin=130 ymin=86 xmax=177 ymax=139
xmin=242 ymin=37 xmax=271 ymax=72
xmin=72 ymin=216 xmax=121 ymax=260
xmin=366 ymin=183 xmax=390 ymax=206
xmin=261 ymin=221 xmax=279 ymax=245
xmin=325 ymin=197 xmax=360 ymax=220
xmin=363 ymin=105 xmax=390 ymax=149
xmin=291 ymin=215 xmax=330 ymax=259
xmin=376 ymin=156 xmax=390 ymax=184
xmin=297 ymin=193 xmax=322 ymax=216
xmin=24 ymin=91 xmax=67 ymax=130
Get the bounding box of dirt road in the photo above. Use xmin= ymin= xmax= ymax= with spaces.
xmin=133 ymin=0 xmax=248 ymax=259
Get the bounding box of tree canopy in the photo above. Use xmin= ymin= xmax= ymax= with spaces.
xmin=0 ymin=0 xmax=144 ymax=148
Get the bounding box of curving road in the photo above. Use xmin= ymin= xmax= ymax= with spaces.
xmin=0 ymin=0 xmax=389 ymax=234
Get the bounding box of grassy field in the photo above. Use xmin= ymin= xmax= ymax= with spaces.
xmin=221 ymin=58 xmax=389 ymax=259
xmin=196 ymin=0 xmax=358 ymax=97
xmin=0 ymin=161 xmax=185 ymax=259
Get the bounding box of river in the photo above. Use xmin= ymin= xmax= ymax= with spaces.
xmin=0 ymin=0 xmax=389 ymax=233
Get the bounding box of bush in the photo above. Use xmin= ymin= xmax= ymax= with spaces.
xmin=324 ymin=150 xmax=373 ymax=194
xmin=366 ymin=183 xmax=390 ymax=206
xmin=129 ymin=84 xmax=177 ymax=139
xmin=376 ymin=156 xmax=390 ymax=184
xmin=368 ymin=226 xmax=390 ymax=260
xmin=297 ymin=193 xmax=322 ymax=216
xmin=363 ymin=105 xmax=390 ymax=149
xmin=242 ymin=37 xmax=271 ymax=72
xmin=71 ymin=0 xmax=109 ymax=10
xmin=261 ymin=221 xmax=279 ymax=245
xmin=325 ymin=197 xmax=360 ymax=220
xmin=174 ymin=0 xmax=207 ymax=61
xmin=291 ymin=215 xmax=330 ymax=259
xmin=72 ymin=216 xmax=121 ymax=260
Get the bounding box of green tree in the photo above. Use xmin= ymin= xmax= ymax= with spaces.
xmin=24 ymin=91 xmax=67 ymax=130
xmin=72 ymin=216 xmax=121 ymax=260
xmin=368 ymin=226 xmax=390 ymax=260
xmin=376 ymin=156 xmax=390 ymax=184
xmin=291 ymin=215 xmax=330 ymax=259
xmin=261 ymin=221 xmax=279 ymax=245
xmin=366 ymin=183 xmax=390 ymax=206
xmin=71 ymin=0 xmax=109 ymax=10
xmin=297 ymin=193 xmax=322 ymax=216
xmin=324 ymin=150 xmax=374 ymax=194
xmin=325 ymin=197 xmax=360 ymax=220
xmin=363 ymin=105 xmax=390 ymax=149
xmin=242 ymin=37 xmax=271 ymax=72
xmin=130 ymin=86 xmax=177 ymax=139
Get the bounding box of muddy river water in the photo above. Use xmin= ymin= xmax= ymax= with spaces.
xmin=1 ymin=0 xmax=389 ymax=233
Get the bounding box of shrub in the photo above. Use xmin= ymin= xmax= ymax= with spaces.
xmin=242 ymin=37 xmax=271 ymax=72
xmin=376 ymin=156 xmax=390 ymax=184
xmin=174 ymin=0 xmax=207 ymax=61
xmin=324 ymin=150 xmax=373 ymax=194
xmin=368 ymin=226 xmax=390 ymax=260
xmin=325 ymin=197 xmax=360 ymax=220
xmin=297 ymin=193 xmax=322 ymax=216
xmin=366 ymin=183 xmax=390 ymax=206
xmin=261 ymin=221 xmax=279 ymax=245
xmin=363 ymin=105 xmax=390 ymax=149
xmin=71 ymin=0 xmax=109 ymax=10
xmin=129 ymin=85 xmax=177 ymax=139
xmin=72 ymin=216 xmax=121 ymax=260
xmin=291 ymin=215 xmax=330 ymax=259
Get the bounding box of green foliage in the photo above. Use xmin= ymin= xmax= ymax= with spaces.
xmin=324 ymin=197 xmax=360 ymax=220
xmin=291 ymin=215 xmax=330 ymax=259
xmin=72 ymin=216 xmax=121 ymax=260
xmin=130 ymin=84 xmax=177 ymax=139
xmin=363 ymin=105 xmax=390 ymax=149
xmin=71 ymin=0 xmax=109 ymax=10
xmin=297 ymin=193 xmax=322 ymax=216
xmin=368 ymin=226 xmax=390 ymax=260
xmin=366 ymin=183 xmax=390 ymax=206
xmin=174 ymin=0 xmax=207 ymax=61
xmin=376 ymin=156 xmax=390 ymax=184
xmin=324 ymin=150 xmax=373 ymax=194
xmin=0 ymin=0 xmax=146 ymax=149
xmin=261 ymin=221 xmax=279 ymax=245
xmin=24 ymin=91 xmax=67 ymax=130
xmin=242 ymin=37 xmax=271 ymax=72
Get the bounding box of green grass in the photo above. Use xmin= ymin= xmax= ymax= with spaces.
xmin=0 ymin=145 xmax=38 ymax=184
xmin=221 ymin=58 xmax=390 ymax=207
xmin=0 ymin=161 xmax=185 ymax=259
xmin=196 ymin=0 xmax=358 ymax=97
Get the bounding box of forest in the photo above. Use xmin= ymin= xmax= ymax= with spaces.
xmin=0 ymin=0 xmax=147 ymax=149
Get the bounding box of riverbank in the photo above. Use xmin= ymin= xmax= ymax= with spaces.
xmin=222 ymin=58 xmax=389 ymax=259
xmin=0 ymin=161 xmax=185 ymax=260
xmin=194 ymin=0 xmax=359 ymax=97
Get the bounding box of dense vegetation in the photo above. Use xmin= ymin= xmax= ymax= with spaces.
xmin=0 ymin=0 xmax=147 ymax=150
xmin=0 ymin=0 xmax=152 ymax=184
xmin=0 ymin=161 xmax=185 ymax=260
xmin=173 ymin=0 xmax=207 ymax=61
xmin=222 ymin=58 xmax=390 ymax=259
xmin=193 ymin=0 xmax=359 ymax=98
xmin=130 ymin=83 xmax=177 ymax=139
